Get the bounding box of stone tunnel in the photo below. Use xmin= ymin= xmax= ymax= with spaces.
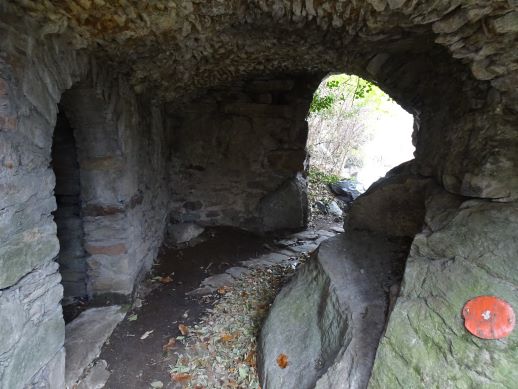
xmin=0 ymin=1 xmax=517 ymax=388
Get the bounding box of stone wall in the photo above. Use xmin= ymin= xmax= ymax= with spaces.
xmin=0 ymin=19 xmax=85 ymax=389
xmin=9 ymin=0 xmax=518 ymax=200
xmin=165 ymin=76 xmax=318 ymax=232
xmin=60 ymin=76 xmax=169 ymax=303
xmin=0 ymin=5 xmax=169 ymax=387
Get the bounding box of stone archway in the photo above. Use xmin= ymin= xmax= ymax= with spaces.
xmin=1 ymin=1 xmax=517 ymax=388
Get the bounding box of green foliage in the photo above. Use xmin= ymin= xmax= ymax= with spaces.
xmin=308 ymin=74 xmax=390 ymax=115
xmin=307 ymin=73 xmax=396 ymax=176
xmin=353 ymin=81 xmax=373 ymax=99
xmin=326 ymin=79 xmax=340 ymax=89
xmin=308 ymin=167 xmax=341 ymax=186
xmin=309 ymin=95 xmax=334 ymax=113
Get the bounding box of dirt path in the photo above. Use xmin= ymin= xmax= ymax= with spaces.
xmin=86 ymin=222 xmax=343 ymax=388
xmin=100 ymin=228 xmax=272 ymax=389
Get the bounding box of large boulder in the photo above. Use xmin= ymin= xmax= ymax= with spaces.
xmin=369 ymin=197 xmax=518 ymax=388
xmin=346 ymin=161 xmax=433 ymax=237
xmin=165 ymin=222 xmax=205 ymax=245
xmin=258 ymin=174 xmax=308 ymax=231
xmin=328 ymin=180 xmax=362 ymax=203
xmin=258 ymin=231 xmax=409 ymax=389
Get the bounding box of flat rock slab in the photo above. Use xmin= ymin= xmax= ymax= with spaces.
xmin=166 ymin=223 xmax=205 ymax=245
xmin=201 ymin=273 xmax=235 ymax=288
xmin=76 ymin=359 xmax=110 ymax=389
xmin=65 ymin=306 xmax=125 ymax=387
xmin=258 ymin=231 xmax=407 ymax=389
xmin=276 ymin=248 xmax=298 ymax=257
xmin=188 ymin=273 xmax=237 ymax=295
xmin=275 ymin=238 xmax=299 ymax=247
xmin=241 ymin=253 xmax=291 ymax=268
xmin=285 ymin=243 xmax=319 ymax=254
xmin=287 ymin=230 xmax=320 ymax=241
xmin=188 ymin=227 xmax=339 ymax=297
xmin=225 ymin=266 xmax=252 ymax=279
xmin=314 ymin=229 xmax=335 ymax=238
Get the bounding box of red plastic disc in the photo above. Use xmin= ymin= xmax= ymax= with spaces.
xmin=462 ymin=296 xmax=515 ymax=339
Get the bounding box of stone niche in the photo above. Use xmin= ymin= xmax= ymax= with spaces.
xmin=58 ymin=80 xmax=169 ymax=305
xmin=51 ymin=107 xmax=87 ymax=307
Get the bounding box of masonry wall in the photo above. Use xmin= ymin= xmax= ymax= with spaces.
xmin=166 ymin=76 xmax=318 ymax=232
xmin=0 ymin=16 xmax=318 ymax=386
xmin=60 ymin=76 xmax=169 ymax=303
xmin=357 ymin=47 xmax=518 ymax=202
xmin=0 ymin=10 xmax=169 ymax=388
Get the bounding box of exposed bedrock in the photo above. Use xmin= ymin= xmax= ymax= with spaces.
xmin=258 ymin=174 xmax=309 ymax=232
xmin=369 ymin=197 xmax=518 ymax=388
xmin=346 ymin=161 xmax=433 ymax=238
xmin=258 ymin=232 xmax=410 ymax=389
xmin=261 ymin=163 xmax=518 ymax=388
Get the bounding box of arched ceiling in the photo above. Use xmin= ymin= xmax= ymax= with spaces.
xmin=9 ymin=0 xmax=518 ymax=108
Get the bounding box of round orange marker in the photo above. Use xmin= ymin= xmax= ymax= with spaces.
xmin=462 ymin=296 xmax=515 ymax=339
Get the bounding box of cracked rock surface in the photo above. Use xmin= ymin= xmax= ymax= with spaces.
xmin=370 ymin=198 xmax=518 ymax=388
xmin=258 ymin=231 xmax=410 ymax=389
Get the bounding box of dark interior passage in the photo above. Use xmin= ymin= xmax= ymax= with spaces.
xmin=51 ymin=107 xmax=88 ymax=311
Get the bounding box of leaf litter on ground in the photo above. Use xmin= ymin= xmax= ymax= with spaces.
xmin=168 ymin=262 xmax=301 ymax=388
xmin=141 ymin=330 xmax=154 ymax=340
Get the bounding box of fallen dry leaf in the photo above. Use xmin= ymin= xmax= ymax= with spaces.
xmin=162 ymin=338 xmax=176 ymax=352
xmin=168 ymin=266 xmax=295 ymax=387
xmin=219 ymin=333 xmax=235 ymax=342
xmin=178 ymin=324 xmax=189 ymax=336
xmin=244 ymin=350 xmax=256 ymax=367
xmin=217 ymin=286 xmax=229 ymax=295
xmin=159 ymin=275 xmax=173 ymax=284
xmin=140 ymin=330 xmax=154 ymax=340
xmin=276 ymin=353 xmax=288 ymax=369
xmin=170 ymin=373 xmax=191 ymax=383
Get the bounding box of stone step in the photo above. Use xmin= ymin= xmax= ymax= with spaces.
xmin=64 ymin=306 xmax=125 ymax=388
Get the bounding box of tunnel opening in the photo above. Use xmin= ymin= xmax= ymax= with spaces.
xmin=51 ymin=105 xmax=88 ymax=323
xmin=306 ymin=73 xmax=415 ymax=229
xmin=254 ymin=74 xmax=420 ymax=388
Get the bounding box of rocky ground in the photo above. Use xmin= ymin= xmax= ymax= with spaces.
xmin=66 ymin=176 xmax=348 ymax=389
xmin=70 ymin=221 xmax=342 ymax=389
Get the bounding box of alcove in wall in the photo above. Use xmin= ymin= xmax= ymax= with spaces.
xmin=51 ymin=105 xmax=88 ymax=321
